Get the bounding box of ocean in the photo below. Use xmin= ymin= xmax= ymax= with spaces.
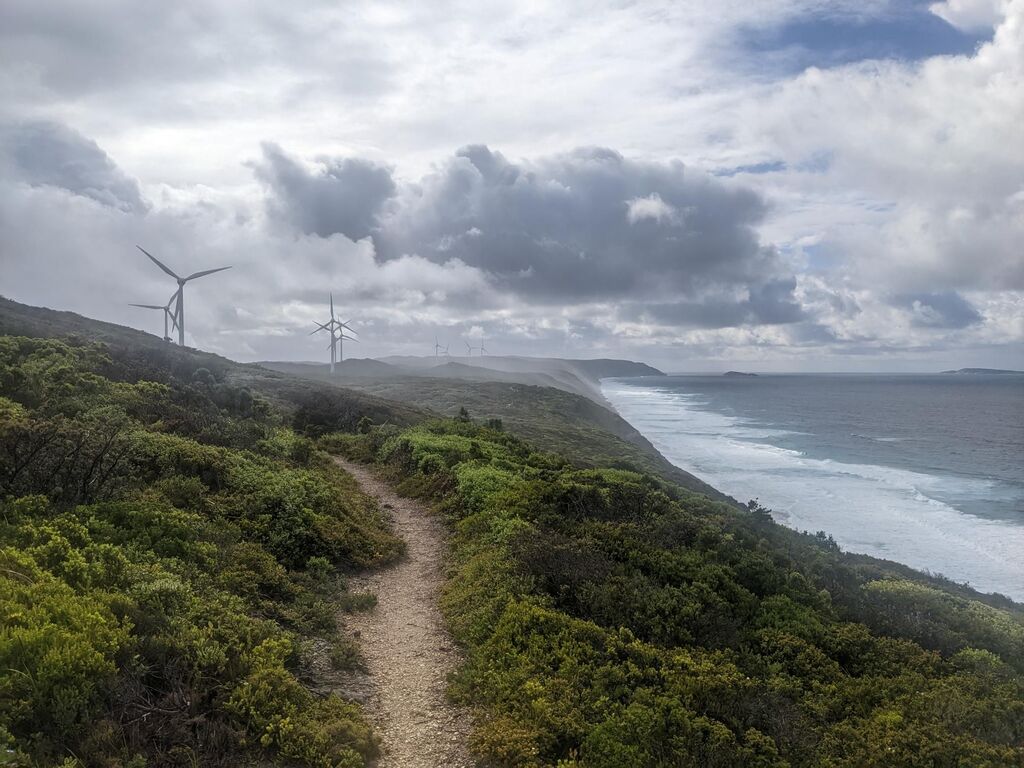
xmin=601 ymin=373 xmax=1024 ymax=601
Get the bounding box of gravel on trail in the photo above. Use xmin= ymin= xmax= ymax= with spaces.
xmin=331 ymin=456 xmax=474 ymax=768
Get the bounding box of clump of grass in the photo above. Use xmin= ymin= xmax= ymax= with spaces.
xmin=329 ymin=635 xmax=366 ymax=671
xmin=340 ymin=591 xmax=378 ymax=612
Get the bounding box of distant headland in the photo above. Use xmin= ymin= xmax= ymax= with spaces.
xmin=941 ymin=368 xmax=1023 ymax=375
xmin=723 ymin=371 xmax=759 ymax=377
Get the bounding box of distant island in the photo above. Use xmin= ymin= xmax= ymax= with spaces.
xmin=941 ymin=368 xmax=1023 ymax=375
xmin=723 ymin=371 xmax=758 ymax=377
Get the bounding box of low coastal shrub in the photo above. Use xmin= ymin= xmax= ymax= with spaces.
xmin=367 ymin=419 xmax=1024 ymax=766
xmin=0 ymin=336 xmax=397 ymax=767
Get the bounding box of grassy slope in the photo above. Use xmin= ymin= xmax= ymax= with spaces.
xmin=262 ymin=365 xmax=727 ymax=502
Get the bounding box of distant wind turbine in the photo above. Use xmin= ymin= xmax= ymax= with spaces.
xmin=434 ymin=337 xmax=445 ymax=357
xmin=129 ymin=293 xmax=179 ymax=342
xmin=479 ymin=344 xmax=489 ymax=356
xmin=464 ymin=341 xmax=479 ymax=356
xmin=137 ymin=245 xmax=231 ymax=346
xmin=311 ymin=293 xmax=358 ymax=374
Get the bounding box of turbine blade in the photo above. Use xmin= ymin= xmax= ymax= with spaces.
xmin=129 ymin=303 xmax=164 ymax=309
xmin=310 ymin=322 xmax=330 ymax=335
xmin=330 ymin=293 xmax=335 ymax=321
xmin=137 ymin=245 xmax=180 ymax=279
xmin=339 ymin=322 xmax=357 ymax=334
xmin=184 ymin=266 xmax=231 ymax=281
xmin=340 ymin=335 xmax=359 ymax=342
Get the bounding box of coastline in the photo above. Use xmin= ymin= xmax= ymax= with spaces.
xmin=600 ymin=376 xmax=1024 ymax=602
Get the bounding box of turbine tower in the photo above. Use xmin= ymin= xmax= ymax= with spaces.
xmin=137 ymin=245 xmax=231 ymax=346
xmin=129 ymin=293 xmax=179 ymax=342
xmin=312 ymin=293 xmax=358 ymax=374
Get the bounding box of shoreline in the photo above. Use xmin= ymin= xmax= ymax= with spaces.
xmin=600 ymin=376 xmax=1024 ymax=602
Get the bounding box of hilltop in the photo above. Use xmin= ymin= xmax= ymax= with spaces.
xmin=376 ymin=354 xmax=664 ymax=403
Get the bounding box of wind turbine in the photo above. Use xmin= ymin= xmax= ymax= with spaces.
xmin=137 ymin=245 xmax=231 ymax=346
xmin=312 ymin=293 xmax=358 ymax=374
xmin=464 ymin=341 xmax=478 ymax=357
xmin=129 ymin=293 xmax=179 ymax=342
xmin=434 ymin=337 xmax=445 ymax=357
xmin=479 ymin=343 xmax=489 ymax=356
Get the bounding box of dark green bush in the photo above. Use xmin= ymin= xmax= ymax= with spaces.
xmin=370 ymin=420 xmax=1024 ymax=766
xmin=0 ymin=336 xmax=398 ymax=767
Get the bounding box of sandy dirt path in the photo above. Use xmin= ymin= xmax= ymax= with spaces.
xmin=332 ymin=457 xmax=474 ymax=768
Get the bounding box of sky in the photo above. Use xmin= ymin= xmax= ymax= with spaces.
xmin=1 ymin=0 xmax=1022 ymax=372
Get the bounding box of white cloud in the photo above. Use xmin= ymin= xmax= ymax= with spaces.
xmin=929 ymin=0 xmax=1008 ymax=31
xmin=626 ymin=193 xmax=678 ymax=224
xmin=1 ymin=0 xmax=1022 ymax=369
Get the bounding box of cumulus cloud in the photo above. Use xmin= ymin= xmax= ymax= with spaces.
xmin=364 ymin=145 xmax=799 ymax=322
xmin=746 ymin=0 xmax=1024 ymax=298
xmin=254 ymin=143 xmax=395 ymax=239
xmin=626 ymin=194 xmax=678 ymax=224
xmin=929 ymin=0 xmax=1007 ymax=31
xmin=2 ymin=1 xmax=1023 ymax=369
xmin=0 ymin=121 xmax=147 ymax=212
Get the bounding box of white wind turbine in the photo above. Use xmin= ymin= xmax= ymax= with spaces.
xmin=312 ymin=293 xmax=358 ymax=374
xmin=137 ymin=245 xmax=231 ymax=346
xmin=129 ymin=293 xmax=179 ymax=342
xmin=464 ymin=341 xmax=479 ymax=357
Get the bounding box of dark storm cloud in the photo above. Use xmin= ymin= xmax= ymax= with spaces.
xmin=623 ymin=278 xmax=804 ymax=329
xmin=256 ymin=143 xmax=799 ymax=328
xmin=895 ymin=291 xmax=982 ymax=328
xmin=254 ymin=143 xmax=396 ymax=240
xmin=0 ymin=121 xmax=147 ymax=212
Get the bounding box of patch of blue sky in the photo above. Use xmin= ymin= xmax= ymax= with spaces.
xmin=713 ymin=160 xmax=788 ymax=177
xmin=735 ymin=2 xmax=990 ymax=74
xmin=799 ymin=243 xmax=839 ymax=271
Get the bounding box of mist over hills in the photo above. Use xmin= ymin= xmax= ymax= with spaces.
xmin=264 ymin=354 xmax=662 ymax=404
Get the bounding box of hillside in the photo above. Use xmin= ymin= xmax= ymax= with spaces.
xmin=378 ymin=354 xmax=663 ymax=402
xmin=261 ymin=362 xmax=723 ymax=500
xmin=0 ymin=333 xmax=407 ymax=765
xmin=0 ymin=297 xmax=424 ymax=432
xmin=3 ymin=298 xmax=1024 ymax=767
xmin=336 ymin=420 xmax=1024 ymax=766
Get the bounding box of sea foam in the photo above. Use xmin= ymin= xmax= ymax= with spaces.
xmin=603 ymin=381 xmax=1024 ymax=601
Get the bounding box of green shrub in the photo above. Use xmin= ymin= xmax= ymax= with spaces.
xmin=366 ymin=419 xmax=1024 ymax=766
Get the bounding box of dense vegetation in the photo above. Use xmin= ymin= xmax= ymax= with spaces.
xmin=295 ymin=371 xmax=724 ymax=499
xmin=337 ymin=419 xmax=1024 ymax=767
xmin=0 ymin=335 xmax=403 ymax=767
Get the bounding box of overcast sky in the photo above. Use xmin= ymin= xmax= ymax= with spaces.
xmin=1 ymin=0 xmax=1021 ymax=371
